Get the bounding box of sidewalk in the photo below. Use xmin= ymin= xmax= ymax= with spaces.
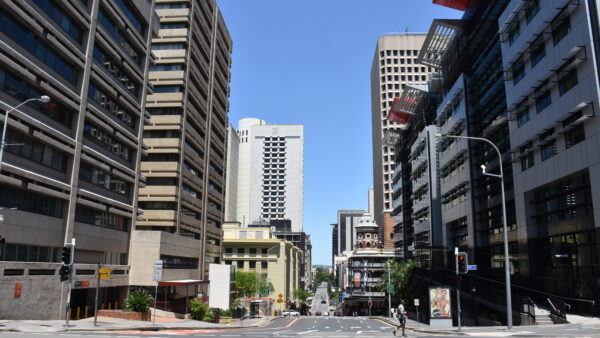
xmin=0 ymin=315 xmax=276 ymax=333
xmin=374 ymin=316 xmax=600 ymax=337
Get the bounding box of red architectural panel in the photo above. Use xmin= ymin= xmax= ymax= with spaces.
xmin=432 ymin=0 xmax=470 ymax=11
xmin=387 ymin=97 xmax=415 ymax=125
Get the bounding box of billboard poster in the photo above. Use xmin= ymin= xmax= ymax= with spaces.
xmin=429 ymin=287 xmax=451 ymax=319
xmin=352 ymin=271 xmax=362 ymax=288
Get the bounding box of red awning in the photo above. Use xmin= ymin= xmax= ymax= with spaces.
xmin=158 ymin=279 xmax=209 ymax=287
xmin=387 ymin=97 xmax=415 ymax=124
xmin=432 ymin=0 xmax=470 ymax=11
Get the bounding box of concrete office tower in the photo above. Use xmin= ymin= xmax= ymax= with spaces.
xmin=225 ymin=124 xmax=239 ymax=222
xmin=331 ymin=210 xmax=366 ymax=286
xmin=235 ymin=118 xmax=304 ymax=232
xmin=499 ymin=0 xmax=600 ymax=298
xmin=0 ymin=0 xmax=157 ymax=319
xmin=131 ymin=0 xmax=232 ymax=285
xmin=371 ymin=34 xmax=431 ymax=249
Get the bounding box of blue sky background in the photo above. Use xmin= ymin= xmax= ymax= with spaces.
xmin=217 ymin=0 xmax=462 ymax=265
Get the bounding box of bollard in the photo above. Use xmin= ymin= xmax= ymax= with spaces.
xmin=108 ymin=302 xmax=111 ymax=310
xmin=101 ymin=303 xmax=104 ymax=310
xmin=85 ymin=305 xmax=88 ymax=318
xmin=76 ymin=306 xmax=80 ymax=320
xmin=68 ymin=308 xmax=72 ymax=320
xmin=115 ymin=301 xmax=118 ymax=309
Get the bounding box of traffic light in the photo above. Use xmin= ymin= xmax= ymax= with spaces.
xmin=59 ymin=265 xmax=71 ymax=282
xmin=61 ymin=244 xmax=72 ymax=265
xmin=457 ymin=252 xmax=468 ymax=274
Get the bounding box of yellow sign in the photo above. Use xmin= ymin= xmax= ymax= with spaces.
xmin=278 ymin=293 xmax=283 ymax=299
xmin=99 ymin=268 xmax=112 ymax=274
xmin=99 ymin=274 xmax=110 ymax=280
xmin=276 ymin=298 xmax=284 ymax=303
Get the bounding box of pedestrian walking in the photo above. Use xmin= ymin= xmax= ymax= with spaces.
xmin=393 ymin=300 xmax=407 ymax=336
xmin=391 ymin=306 xmax=397 ymax=318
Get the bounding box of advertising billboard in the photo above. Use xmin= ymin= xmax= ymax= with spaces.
xmin=429 ymin=287 xmax=451 ymax=319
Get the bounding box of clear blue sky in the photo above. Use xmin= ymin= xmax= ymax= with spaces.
xmin=217 ymin=0 xmax=462 ymax=265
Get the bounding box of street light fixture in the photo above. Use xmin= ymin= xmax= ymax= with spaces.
xmin=436 ymin=133 xmax=513 ymax=330
xmin=0 ymin=95 xmax=51 ymax=171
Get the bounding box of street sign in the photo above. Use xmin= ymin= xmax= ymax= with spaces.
xmin=467 ymin=264 xmax=477 ymax=271
xmin=414 ymin=299 xmax=419 ymax=306
xmin=153 ymin=260 xmax=163 ymax=282
xmin=99 ymin=267 xmax=112 ymax=280
xmin=99 ymin=268 xmax=112 ymax=274
xmin=387 ymin=283 xmax=395 ymax=294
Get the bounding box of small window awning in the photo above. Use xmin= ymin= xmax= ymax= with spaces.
xmin=158 ymin=279 xmax=209 ymax=286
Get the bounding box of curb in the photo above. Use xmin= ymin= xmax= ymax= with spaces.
xmin=0 ymin=317 xmax=279 ymax=333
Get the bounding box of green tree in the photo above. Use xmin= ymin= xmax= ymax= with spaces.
xmin=232 ymin=271 xmax=274 ymax=299
xmin=293 ymin=289 xmax=312 ymax=303
xmin=311 ymin=268 xmax=333 ymax=292
xmin=378 ymin=259 xmax=419 ymax=304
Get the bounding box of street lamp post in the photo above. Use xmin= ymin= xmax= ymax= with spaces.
xmin=436 ymin=133 xmax=513 ymax=330
xmin=0 ymin=96 xmax=51 ymax=171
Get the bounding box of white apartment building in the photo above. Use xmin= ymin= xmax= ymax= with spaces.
xmin=225 ymin=124 xmax=239 ymax=222
xmin=234 ymin=118 xmax=304 ymax=232
xmin=371 ymin=34 xmax=432 ymax=248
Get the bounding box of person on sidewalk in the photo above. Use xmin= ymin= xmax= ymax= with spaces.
xmin=393 ymin=300 xmax=407 ymax=336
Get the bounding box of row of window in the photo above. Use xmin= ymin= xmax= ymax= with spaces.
xmin=225 ymin=260 xmax=269 ymax=269
xmin=0 ymin=243 xmax=59 ymax=263
xmin=32 ymin=0 xmax=82 ymax=43
xmin=515 ymin=68 xmax=578 ymax=127
xmin=83 ymin=124 xmax=132 ymax=162
xmin=520 ymin=123 xmax=585 ymax=171
xmin=380 ymin=49 xmax=421 ymax=58
xmin=507 ymin=0 xmax=540 ymax=44
xmin=93 ymin=46 xmax=140 ymax=99
xmin=160 ymin=255 xmax=199 ymax=269
xmin=182 ymin=184 xmax=201 ymax=198
xmin=4 ymin=129 xmax=67 ymax=172
xmin=533 ymin=172 xmax=592 ymax=227
xmin=98 ymin=9 xmax=141 ymax=65
xmin=113 ymin=0 xmax=145 ymax=36
xmin=0 ymin=185 xmax=64 ymax=218
xmin=0 ymin=66 xmax=74 ymax=127
xmin=225 ymin=247 xmax=269 ymax=255
xmin=183 ymin=161 xmax=203 ymax=179
xmin=79 ymin=162 xmax=131 ymax=196
xmin=88 ymin=83 xmax=136 ymax=130
xmin=75 ymin=205 xmax=130 ymax=231
xmin=0 ymin=9 xmax=77 ymax=84
xmin=148 ymin=107 xmax=182 ymax=115
xmin=149 ymin=64 xmax=184 ymax=71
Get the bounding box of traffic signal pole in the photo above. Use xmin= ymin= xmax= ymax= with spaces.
xmin=455 ymin=247 xmax=461 ymax=332
xmin=64 ymin=238 xmax=75 ymax=327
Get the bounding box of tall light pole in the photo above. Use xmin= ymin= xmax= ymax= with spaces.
xmin=436 ymin=133 xmax=513 ymax=330
xmin=0 ymin=96 xmax=51 ymax=170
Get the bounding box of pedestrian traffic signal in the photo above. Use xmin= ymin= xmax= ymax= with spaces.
xmin=59 ymin=265 xmax=71 ymax=282
xmin=61 ymin=244 xmax=72 ymax=264
xmin=457 ymin=252 xmax=468 ymax=274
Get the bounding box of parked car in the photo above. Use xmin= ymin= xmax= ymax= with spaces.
xmin=315 ymin=311 xmax=322 ymax=316
xmin=283 ymin=309 xmax=299 ymax=317
xmin=321 ymin=300 xmax=326 ymax=304
xmin=334 ymin=311 xmax=341 ymax=316
xmin=323 ymin=311 xmax=329 ymax=316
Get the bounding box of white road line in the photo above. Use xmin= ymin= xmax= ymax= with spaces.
xmin=356 ymin=331 xmax=362 ymax=334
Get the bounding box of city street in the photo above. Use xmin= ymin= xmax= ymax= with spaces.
xmin=312 ymin=283 xmax=330 ymax=315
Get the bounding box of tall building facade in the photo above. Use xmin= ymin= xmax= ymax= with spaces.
xmin=0 ymin=0 xmax=157 ymax=319
xmin=130 ymin=0 xmax=232 ymax=285
xmin=331 ymin=209 xmax=366 ymax=286
xmin=499 ymin=0 xmax=600 ymax=301
xmin=225 ymin=123 xmax=239 ymax=222
xmin=234 ymin=118 xmax=304 ymax=232
xmin=371 ymin=34 xmax=432 ymax=249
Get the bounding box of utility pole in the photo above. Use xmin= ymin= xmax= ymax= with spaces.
xmin=388 ymin=260 xmax=392 ymax=318
xmin=455 ymin=247 xmax=461 ymax=332
xmin=94 ymin=263 xmax=101 ymax=326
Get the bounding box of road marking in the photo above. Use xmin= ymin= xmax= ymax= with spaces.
xmin=298 ymin=330 xmax=318 ymax=335
xmin=284 ymin=318 xmax=300 ymax=328
xmin=356 ymin=331 xmax=362 ymax=334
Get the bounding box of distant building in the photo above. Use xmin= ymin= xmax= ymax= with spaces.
xmin=234 ymin=118 xmax=304 ymax=231
xmin=221 ymin=222 xmax=301 ymax=308
xmin=371 ymin=34 xmax=432 ymax=249
xmin=225 ymin=124 xmax=240 ymax=222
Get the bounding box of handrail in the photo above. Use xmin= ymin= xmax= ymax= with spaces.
xmin=547 ymin=298 xmax=559 ymax=313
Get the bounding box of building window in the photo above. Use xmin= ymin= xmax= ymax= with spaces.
xmin=249 ymin=261 xmax=256 ymax=269
xmin=32 ymin=0 xmax=82 ymax=43
xmin=0 ymin=10 xmax=78 ymax=84
xmin=92 ymin=46 xmax=140 ymax=98
xmin=520 ymin=143 xmax=534 ymax=171
xmin=98 ymin=9 xmax=141 ymax=64
xmin=88 ymin=83 xmax=135 ymax=129
xmin=79 ymin=163 xmax=130 ymax=196
xmin=161 ymin=255 xmax=199 ymax=269
xmin=552 ymin=14 xmax=571 ymax=45
xmin=516 ymin=103 xmax=530 ymax=127
xmin=565 ymin=124 xmax=585 ymax=148
xmin=507 ymin=20 xmax=520 ymax=45
xmin=512 ymin=62 xmax=525 ymax=85
xmin=261 ymin=261 xmax=268 ymax=269
xmin=153 ymin=85 xmax=183 ymax=93
xmin=525 ymin=0 xmax=540 ymax=23
xmin=530 ymin=41 xmax=546 ymax=67
xmin=4 ymin=130 xmax=67 ymax=172
xmin=540 ymin=141 xmax=557 ymax=161
xmin=114 ymin=0 xmax=145 ymax=36
xmin=559 ymin=69 xmax=578 ymax=95
xmin=155 ymin=3 xmax=188 ymax=9
xmin=0 ymin=186 xmax=64 ymax=218
xmin=237 ymin=261 xmax=244 ymax=269
xmin=75 ymin=205 xmax=130 ymax=231
xmin=152 ymin=43 xmax=186 ymax=50
xmin=535 ymin=89 xmax=551 ymax=113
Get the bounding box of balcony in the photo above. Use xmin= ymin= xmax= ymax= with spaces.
xmin=136 ymin=209 xmax=177 ymax=227
xmin=138 ymin=186 xmax=178 ymax=202
xmin=144 ymin=138 xmax=180 ymax=153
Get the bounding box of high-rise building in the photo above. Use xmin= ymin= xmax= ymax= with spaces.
xmin=0 ymin=0 xmax=157 ymax=319
xmin=234 ymin=118 xmax=304 ymax=231
xmin=225 ymin=123 xmax=239 ymax=222
xmin=371 ymin=34 xmax=432 ymax=249
xmin=499 ymin=0 xmax=600 ymax=303
xmin=130 ymin=0 xmax=232 ymax=285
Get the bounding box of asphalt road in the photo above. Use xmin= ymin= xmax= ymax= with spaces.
xmin=2 ymin=317 xmax=600 ymax=337
xmin=312 ymin=283 xmax=330 ymax=316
